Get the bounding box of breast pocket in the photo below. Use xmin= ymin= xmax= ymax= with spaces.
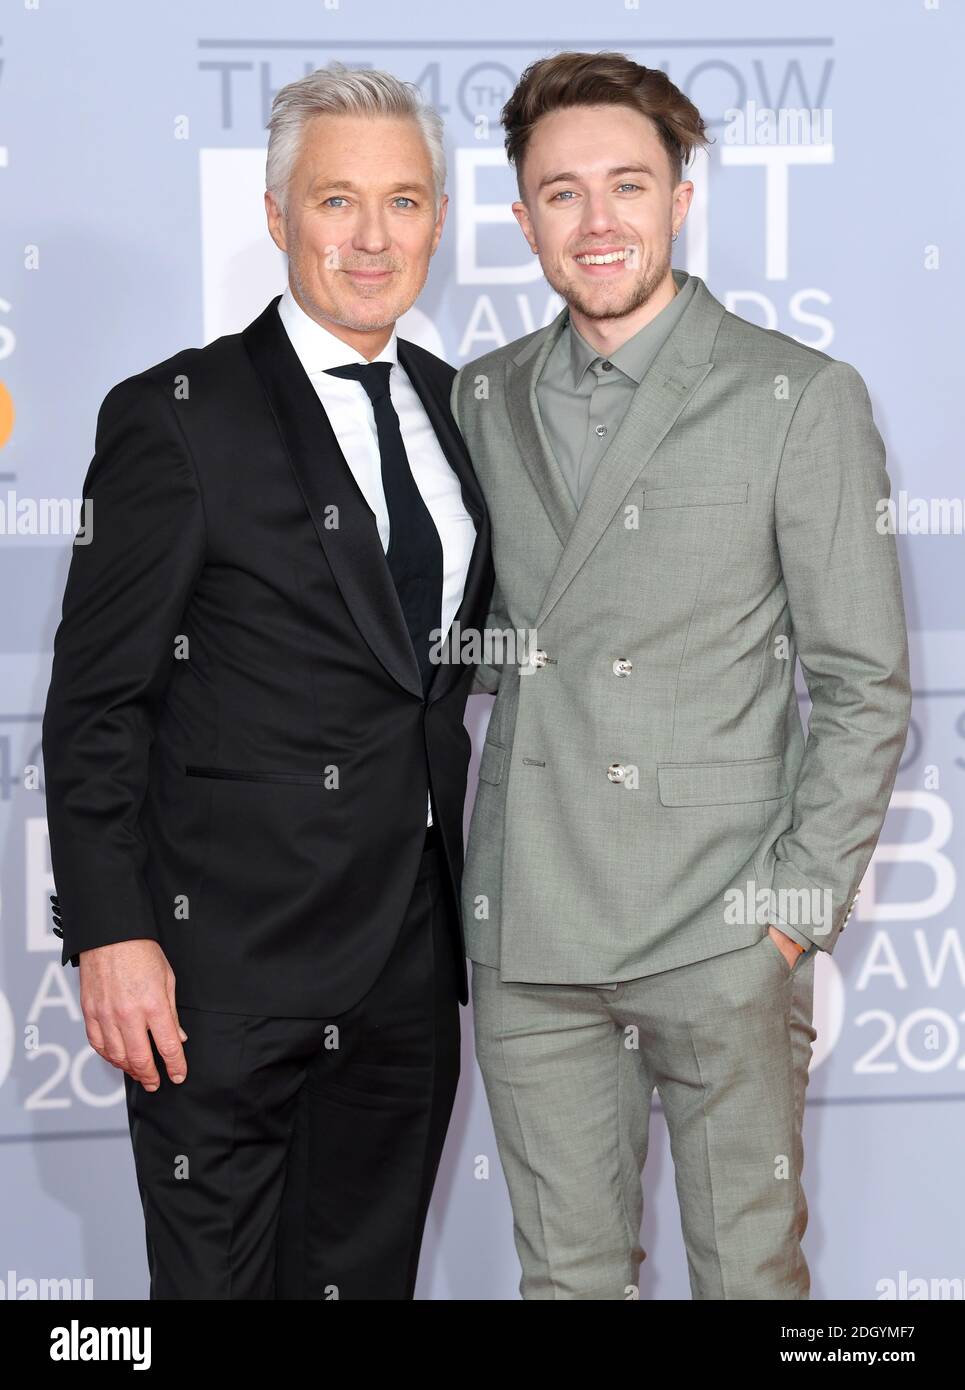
xmin=641 ymin=482 xmax=749 ymax=509
xmin=633 ymin=481 xmax=750 ymax=561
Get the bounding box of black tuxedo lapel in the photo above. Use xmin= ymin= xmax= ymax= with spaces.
xmin=243 ymin=296 xmax=423 ymax=699
xmin=397 ymin=339 xmax=493 ymax=706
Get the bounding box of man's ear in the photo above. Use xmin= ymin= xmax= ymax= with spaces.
xmin=429 ymin=192 xmax=449 ymax=257
xmin=671 ymin=180 xmax=695 ymax=237
xmin=512 ymin=199 xmax=538 ymax=253
xmin=265 ymin=190 xmax=288 ymax=254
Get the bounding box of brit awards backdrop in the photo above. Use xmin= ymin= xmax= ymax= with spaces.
xmin=0 ymin=0 xmax=962 ymax=1300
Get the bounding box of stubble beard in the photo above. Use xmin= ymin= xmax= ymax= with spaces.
xmin=550 ymin=238 xmax=673 ymax=322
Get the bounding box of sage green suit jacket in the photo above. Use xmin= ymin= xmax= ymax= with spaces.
xmin=452 ymin=271 xmax=911 ymax=983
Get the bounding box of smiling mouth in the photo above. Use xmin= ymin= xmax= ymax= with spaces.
xmin=574 ymin=249 xmax=629 ymax=266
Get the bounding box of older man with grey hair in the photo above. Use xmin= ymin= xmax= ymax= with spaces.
xmin=42 ymin=62 xmax=493 ymax=1299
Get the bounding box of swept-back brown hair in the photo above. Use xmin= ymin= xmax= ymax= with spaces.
xmin=502 ymin=51 xmax=711 ymax=193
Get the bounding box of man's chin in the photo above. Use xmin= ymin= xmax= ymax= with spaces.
xmin=565 ymin=287 xmax=649 ymax=322
xmin=545 ymin=270 xmax=630 ymax=318
xmin=342 ymin=311 xmax=399 ymax=332
xmin=326 ymin=298 xmax=406 ymax=333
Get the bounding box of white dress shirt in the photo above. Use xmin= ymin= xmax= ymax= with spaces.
xmin=277 ymin=285 xmax=476 ymax=826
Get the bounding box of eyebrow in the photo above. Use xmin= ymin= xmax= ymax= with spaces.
xmin=538 ymin=163 xmax=659 ymax=191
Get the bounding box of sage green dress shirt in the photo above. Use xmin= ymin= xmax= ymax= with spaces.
xmin=535 ymin=271 xmax=698 ymax=510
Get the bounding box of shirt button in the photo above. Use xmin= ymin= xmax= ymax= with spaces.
xmin=612 ymin=658 xmax=633 ymax=677
xmin=607 ymin=763 xmax=626 ymax=783
xmin=595 ymin=424 xmax=607 ymax=437
xmin=601 ymin=360 xmax=613 ymax=372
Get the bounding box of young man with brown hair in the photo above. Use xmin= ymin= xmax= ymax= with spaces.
xmin=453 ymin=52 xmax=910 ymax=1300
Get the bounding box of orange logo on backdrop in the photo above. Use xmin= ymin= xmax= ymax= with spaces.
xmin=0 ymin=383 xmax=13 ymax=448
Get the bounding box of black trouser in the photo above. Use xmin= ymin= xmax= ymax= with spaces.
xmin=124 ymin=828 xmax=462 ymax=1299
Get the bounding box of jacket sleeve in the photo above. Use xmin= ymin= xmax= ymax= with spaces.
xmin=769 ymin=359 xmax=912 ymax=953
xmin=42 ymin=374 xmax=206 ymax=965
xmin=450 ymin=369 xmax=510 ymax=697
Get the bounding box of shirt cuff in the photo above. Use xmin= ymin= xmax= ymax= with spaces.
xmin=767 ymin=916 xmax=819 ymax=957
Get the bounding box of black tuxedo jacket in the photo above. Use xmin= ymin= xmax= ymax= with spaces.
xmin=42 ymin=295 xmax=494 ymax=1015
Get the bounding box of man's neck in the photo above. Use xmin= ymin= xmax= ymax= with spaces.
xmin=289 ymin=283 xmax=394 ymax=361
xmin=568 ymin=270 xmax=678 ymax=357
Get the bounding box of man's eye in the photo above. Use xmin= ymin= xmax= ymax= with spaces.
xmin=393 ymin=197 xmax=415 ymax=209
xmin=617 ymin=183 xmax=642 ymax=193
xmin=551 ymin=190 xmax=576 ymax=202
xmin=323 ymin=196 xmax=348 ymax=208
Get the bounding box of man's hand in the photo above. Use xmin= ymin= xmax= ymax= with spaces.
xmin=767 ymin=922 xmax=807 ymax=970
xmin=79 ymin=939 xmax=188 ymax=1092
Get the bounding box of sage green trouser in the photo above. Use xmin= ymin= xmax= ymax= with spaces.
xmin=471 ymin=931 xmax=817 ymax=1300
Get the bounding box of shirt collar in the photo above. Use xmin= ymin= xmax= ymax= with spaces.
xmin=567 ymin=270 xmax=695 ymax=386
xmin=276 ymin=283 xmax=399 ymax=375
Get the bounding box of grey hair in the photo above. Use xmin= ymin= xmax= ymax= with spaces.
xmin=265 ymin=61 xmax=446 ymax=213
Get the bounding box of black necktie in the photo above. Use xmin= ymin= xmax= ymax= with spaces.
xmin=325 ymin=361 xmax=443 ymax=697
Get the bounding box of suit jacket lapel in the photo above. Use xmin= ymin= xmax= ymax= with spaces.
xmin=505 ymin=306 xmax=578 ymax=547
xmin=242 ymin=296 xmax=493 ymax=706
xmin=528 ymin=276 xmax=726 ymax=628
xmin=243 ymin=295 xmax=423 ymax=699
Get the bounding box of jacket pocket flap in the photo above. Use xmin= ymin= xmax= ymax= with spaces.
xmin=185 ymin=765 xmax=328 ymax=786
xmin=657 ymin=755 xmax=787 ymax=806
xmin=477 ymin=740 xmax=506 ymax=786
xmin=642 ymin=482 xmax=748 ymax=508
